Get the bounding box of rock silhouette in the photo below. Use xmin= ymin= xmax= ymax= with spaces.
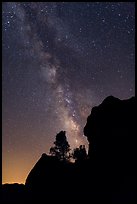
xmin=84 ymin=95 xmax=136 ymax=203
xmin=84 ymin=95 xmax=136 ymax=161
xmin=2 ymin=96 xmax=136 ymax=203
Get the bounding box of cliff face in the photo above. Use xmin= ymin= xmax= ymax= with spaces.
xmin=84 ymin=96 xmax=135 ymax=162
xmin=83 ymin=96 xmax=136 ymax=202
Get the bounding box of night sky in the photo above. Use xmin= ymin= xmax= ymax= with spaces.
xmin=2 ymin=2 xmax=135 ymax=184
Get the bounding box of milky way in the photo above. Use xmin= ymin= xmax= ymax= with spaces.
xmin=2 ymin=2 xmax=135 ymax=183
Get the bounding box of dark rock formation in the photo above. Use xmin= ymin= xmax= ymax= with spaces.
xmin=25 ymin=153 xmax=79 ymax=201
xmin=84 ymin=96 xmax=136 ymax=164
xmin=84 ymin=95 xmax=136 ymax=203
xmin=24 ymin=95 xmax=136 ymax=203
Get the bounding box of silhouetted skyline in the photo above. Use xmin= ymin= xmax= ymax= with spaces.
xmin=2 ymin=2 xmax=135 ymax=184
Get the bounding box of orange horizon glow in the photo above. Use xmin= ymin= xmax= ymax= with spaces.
xmin=2 ymin=160 xmax=31 ymax=184
xmin=2 ymin=150 xmax=45 ymax=185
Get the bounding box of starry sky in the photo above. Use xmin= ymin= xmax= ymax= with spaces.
xmin=2 ymin=2 xmax=135 ymax=184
